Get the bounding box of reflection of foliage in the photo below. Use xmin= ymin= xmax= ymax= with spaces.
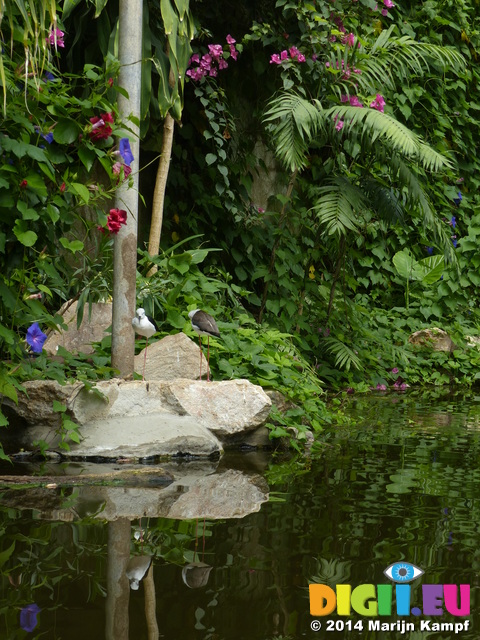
xmin=310 ymin=557 xmax=352 ymax=587
xmin=132 ymin=517 xmax=216 ymax=566
xmin=0 ymin=501 xmax=107 ymax=633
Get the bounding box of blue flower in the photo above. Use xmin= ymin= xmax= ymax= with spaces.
xmin=453 ymin=191 xmax=462 ymax=206
xmin=119 ymin=138 xmax=134 ymax=166
xmin=450 ymin=216 xmax=456 ymax=228
xmin=427 ymin=246 xmax=433 ymax=255
xmin=34 ymin=126 xmax=54 ymax=144
xmin=26 ymin=323 xmax=47 ymax=353
xmin=20 ymin=603 xmax=40 ymax=632
xmin=451 ymin=235 xmax=457 ymax=248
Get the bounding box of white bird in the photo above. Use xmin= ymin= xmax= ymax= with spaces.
xmin=188 ymin=309 xmax=220 ymax=382
xmin=132 ymin=308 xmax=157 ymax=380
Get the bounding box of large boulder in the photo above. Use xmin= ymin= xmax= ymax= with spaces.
xmin=408 ymin=328 xmax=457 ymax=352
xmin=44 ymin=299 xmax=113 ymax=355
xmin=3 ymin=378 xmax=272 ymax=458
xmin=134 ymin=332 xmax=207 ymax=380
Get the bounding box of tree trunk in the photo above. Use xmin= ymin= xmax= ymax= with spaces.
xmin=147 ymin=112 xmax=175 ymax=275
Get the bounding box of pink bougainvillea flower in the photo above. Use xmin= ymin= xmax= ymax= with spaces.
xmin=289 ymin=46 xmax=300 ymax=59
xmin=349 ymin=95 xmax=363 ymax=107
xmin=370 ymin=94 xmax=386 ymax=112
xmin=384 ymin=0 xmax=395 ymax=7
xmin=334 ymin=117 xmax=344 ymax=131
xmin=47 ymin=28 xmax=64 ymax=48
xmin=270 ymin=53 xmax=282 ymax=64
xmin=226 ymin=34 xmax=236 ymax=44
xmin=280 ymin=50 xmax=289 ymax=60
xmin=229 ymin=44 xmax=238 ymax=60
xmin=391 ymin=367 xmax=399 ymax=374
xmin=343 ymin=32 xmax=355 ymax=47
xmin=208 ymin=44 xmax=223 ymax=60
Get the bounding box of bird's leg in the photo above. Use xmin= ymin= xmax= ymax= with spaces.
xmin=207 ymin=336 xmax=210 ymax=382
xmin=199 ymin=336 xmax=202 ymax=379
xmin=143 ymin=337 xmax=148 ymax=381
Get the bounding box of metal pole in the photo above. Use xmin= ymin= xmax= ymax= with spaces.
xmin=111 ymin=0 xmax=143 ymax=376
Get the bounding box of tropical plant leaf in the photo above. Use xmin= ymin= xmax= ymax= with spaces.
xmin=322 ymin=337 xmax=363 ymax=371
xmin=311 ymin=178 xmax=367 ymax=237
xmin=324 ymin=105 xmax=453 ymax=172
xmin=263 ymin=92 xmax=323 ymax=171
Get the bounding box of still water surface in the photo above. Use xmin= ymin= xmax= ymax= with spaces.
xmin=1 ymin=393 xmax=480 ymax=639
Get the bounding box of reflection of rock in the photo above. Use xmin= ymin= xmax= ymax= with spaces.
xmin=134 ymin=333 xmax=207 ymax=380
xmin=165 ymin=469 xmax=269 ymax=520
xmin=0 ymin=466 xmax=269 ymax=522
xmin=181 ymin=562 xmax=212 ymax=589
xmin=408 ymin=328 xmax=456 ymax=352
xmin=3 ymin=378 xmax=272 ymax=458
xmin=126 ymin=555 xmax=153 ymax=590
xmin=44 ymin=299 xmax=112 ymax=355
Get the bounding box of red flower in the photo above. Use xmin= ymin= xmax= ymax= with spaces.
xmin=106 ymin=208 xmax=127 ymax=234
xmin=60 ymin=182 xmax=66 ymax=192
xmin=20 ymin=179 xmax=28 ymax=188
xmin=89 ymin=112 xmax=114 ymax=141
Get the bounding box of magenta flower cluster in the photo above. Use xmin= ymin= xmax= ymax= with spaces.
xmin=270 ymin=46 xmax=306 ymax=65
xmin=187 ymin=35 xmax=238 ymax=82
xmin=334 ymin=92 xmax=386 ymax=131
xmin=47 ymin=27 xmax=64 ymax=48
xmin=374 ymin=0 xmax=395 ymax=16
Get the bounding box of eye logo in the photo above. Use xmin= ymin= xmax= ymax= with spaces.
xmin=384 ymin=562 xmax=424 ymax=583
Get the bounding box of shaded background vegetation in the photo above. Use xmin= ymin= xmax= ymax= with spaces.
xmin=2 ymin=0 xmax=480 ymax=455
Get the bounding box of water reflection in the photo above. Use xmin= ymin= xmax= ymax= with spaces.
xmin=0 ymin=394 xmax=480 ymax=638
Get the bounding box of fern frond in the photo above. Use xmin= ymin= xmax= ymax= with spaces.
xmin=311 ymin=178 xmax=367 ymax=237
xmin=263 ymin=92 xmax=323 ymax=171
xmin=322 ymin=337 xmax=363 ymax=371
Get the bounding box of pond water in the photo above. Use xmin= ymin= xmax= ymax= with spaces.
xmin=1 ymin=392 xmax=480 ymax=639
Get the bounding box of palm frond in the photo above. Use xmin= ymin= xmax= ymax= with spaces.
xmin=322 ymin=337 xmax=363 ymax=371
xmin=324 ymin=105 xmax=453 ymax=172
xmin=311 ymin=178 xmax=367 ymax=237
xmin=356 ymin=25 xmax=466 ymax=94
xmin=263 ymin=92 xmax=323 ymax=171
xmin=388 ymin=154 xmax=457 ymax=262
xmin=361 ymin=179 xmax=404 ymax=226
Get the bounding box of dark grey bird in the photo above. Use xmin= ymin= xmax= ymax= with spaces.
xmin=132 ymin=308 xmax=157 ymax=380
xmin=188 ymin=309 xmax=220 ymax=381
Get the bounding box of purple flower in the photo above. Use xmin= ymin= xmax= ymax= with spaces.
xmin=391 ymin=367 xmax=399 ymax=374
xmin=20 ymin=603 xmax=41 ymax=632
xmin=376 ymin=383 xmax=387 ymax=391
xmin=119 ymin=138 xmax=134 ymax=166
xmin=26 ymin=323 xmax=47 ymax=353
xmin=34 ymin=127 xmax=53 ymax=144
